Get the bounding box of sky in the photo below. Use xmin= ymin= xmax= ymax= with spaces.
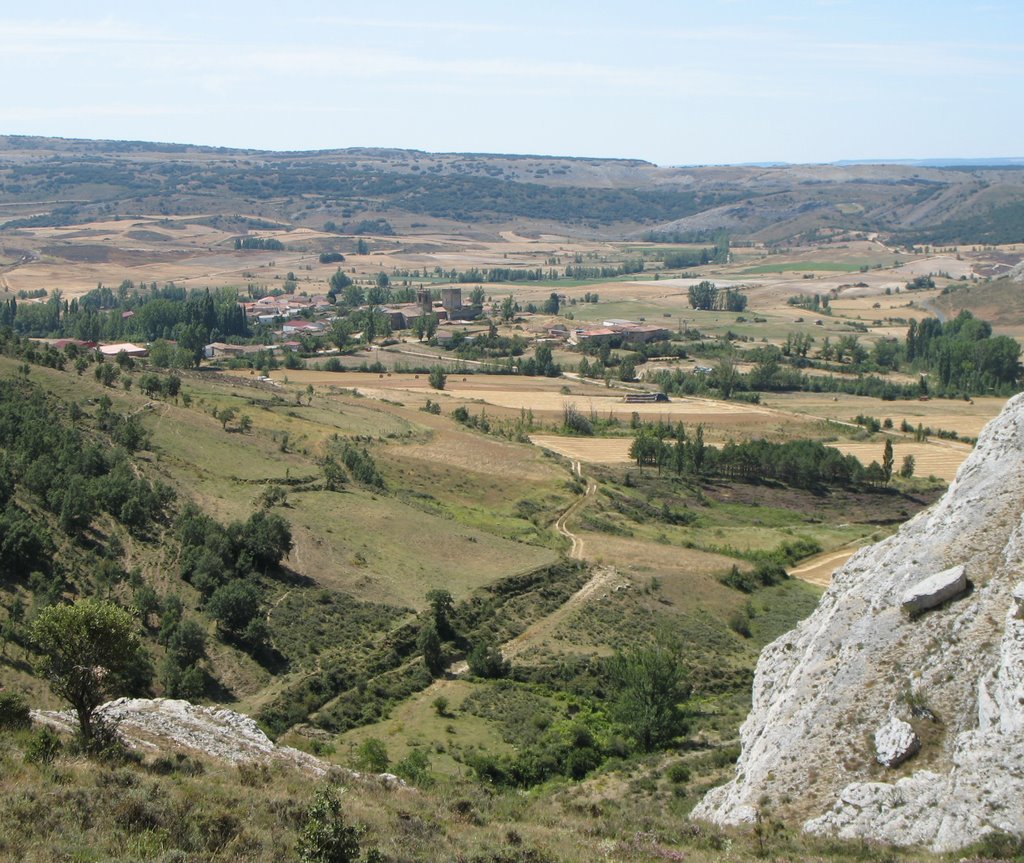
xmin=2 ymin=0 xmax=1022 ymax=166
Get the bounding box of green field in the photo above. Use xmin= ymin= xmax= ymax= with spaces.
xmin=738 ymin=261 xmax=867 ymax=274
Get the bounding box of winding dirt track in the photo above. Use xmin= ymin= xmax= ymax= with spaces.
xmin=555 ymin=460 xmax=597 ymax=560
xmin=448 ymin=460 xmax=611 ymax=674
xmin=787 ymin=549 xmax=857 ymax=588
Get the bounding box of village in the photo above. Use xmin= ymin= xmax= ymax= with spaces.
xmin=25 ymin=284 xmax=675 ymax=372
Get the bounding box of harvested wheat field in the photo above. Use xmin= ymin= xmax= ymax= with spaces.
xmin=530 ymin=435 xmax=634 ymax=463
xmin=447 ymin=388 xmax=776 ymax=422
xmin=828 ymin=439 xmax=971 ymax=482
xmin=764 ymin=392 xmax=1007 ymax=438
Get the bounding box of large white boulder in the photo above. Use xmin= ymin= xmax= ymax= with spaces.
xmin=874 ymin=717 xmax=919 ymax=767
xmin=901 ymin=565 xmax=967 ymax=615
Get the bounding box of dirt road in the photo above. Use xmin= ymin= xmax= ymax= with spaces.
xmin=555 ymin=460 xmax=597 ymax=560
xmin=448 ymin=460 xmax=606 ymax=674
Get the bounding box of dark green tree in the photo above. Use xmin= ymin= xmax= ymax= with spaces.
xmin=608 ymin=641 xmax=689 ymax=752
xmin=206 ymin=581 xmax=261 ymax=637
xmin=418 ymin=620 xmax=445 ymax=677
xmin=31 ymin=599 xmax=148 ymax=749
xmin=428 ymin=366 xmax=447 ymax=390
xmin=425 ymin=589 xmax=454 ymax=637
xmin=882 ymin=438 xmax=894 ymax=484
xmin=467 ymin=639 xmax=510 ymax=678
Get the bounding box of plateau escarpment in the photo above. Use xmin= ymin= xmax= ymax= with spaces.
xmin=693 ymin=393 xmax=1024 ymax=851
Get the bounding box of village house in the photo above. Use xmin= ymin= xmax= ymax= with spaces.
xmin=203 ymin=342 xmax=280 ymax=359
xmin=282 ymin=320 xmax=326 ymax=336
xmin=99 ymin=342 xmax=149 ymax=358
xmin=618 ymin=324 xmax=671 ymax=344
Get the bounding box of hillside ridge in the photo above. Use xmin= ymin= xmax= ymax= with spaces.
xmin=693 ymin=393 xmax=1024 ymax=850
xmin=3 ymin=135 xmax=1024 ymax=242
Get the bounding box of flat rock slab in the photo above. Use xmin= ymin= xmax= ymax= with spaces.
xmin=902 ymin=565 xmax=967 ymax=615
xmin=875 ymin=716 xmax=920 ymax=767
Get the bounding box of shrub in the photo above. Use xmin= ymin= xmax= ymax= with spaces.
xmin=428 ymin=366 xmax=447 ymax=390
xmin=965 ymin=831 xmax=1024 ymax=860
xmin=467 ymin=640 xmax=511 ymax=679
xmin=25 ymin=726 xmax=62 ymax=764
xmin=721 ymin=565 xmax=759 ymax=593
xmin=395 ymin=748 xmax=433 ymax=787
xmin=753 ymin=561 xmax=788 ymax=587
xmin=0 ymin=691 xmax=31 ymax=730
xmin=728 ymin=610 xmax=752 ymax=638
xmin=297 ymin=787 xmax=363 ymax=863
xmin=666 ymin=762 xmax=691 ymax=784
xmin=355 ymin=738 xmax=389 ymax=773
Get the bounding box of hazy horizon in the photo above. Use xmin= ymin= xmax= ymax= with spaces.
xmin=3 ymin=0 xmax=1022 ymax=166
xmin=5 ymin=131 xmax=1024 ymax=170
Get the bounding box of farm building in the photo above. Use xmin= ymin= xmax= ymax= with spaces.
xmin=49 ymin=339 xmax=98 ymax=351
xmin=623 ymin=392 xmax=669 ymax=403
xmin=242 ymin=296 xmax=313 ymax=319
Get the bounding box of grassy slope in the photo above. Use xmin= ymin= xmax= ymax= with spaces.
xmin=0 ymin=731 xmax=964 ymax=863
xmin=0 ymin=358 xmax=566 ymax=709
xmin=0 ymin=353 xmax=956 ymax=862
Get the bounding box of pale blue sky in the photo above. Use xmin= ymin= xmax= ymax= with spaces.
xmin=2 ymin=1 xmax=1021 ymax=165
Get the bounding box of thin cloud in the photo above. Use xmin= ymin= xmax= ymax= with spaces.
xmin=305 ymin=16 xmax=519 ymax=34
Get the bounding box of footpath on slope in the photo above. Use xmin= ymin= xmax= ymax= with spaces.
xmin=448 ymin=460 xmax=622 ymax=674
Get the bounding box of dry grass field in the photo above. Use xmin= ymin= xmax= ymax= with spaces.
xmin=271 ymin=369 xmax=782 ymax=425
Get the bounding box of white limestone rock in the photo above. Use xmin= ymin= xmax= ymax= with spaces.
xmin=33 ymin=697 xmax=407 ymax=787
xmin=874 ymin=717 xmax=919 ymax=767
xmin=693 ymin=392 xmax=1024 ymax=852
xmin=901 ymin=565 xmax=967 ymax=615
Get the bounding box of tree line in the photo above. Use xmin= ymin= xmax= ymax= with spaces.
xmin=628 ymin=421 xmax=873 ymax=489
xmin=0 ymin=281 xmax=248 ymax=365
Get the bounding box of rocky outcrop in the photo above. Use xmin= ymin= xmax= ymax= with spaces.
xmin=693 ymin=393 xmax=1024 ymax=852
xmin=34 ymin=698 xmax=347 ymax=778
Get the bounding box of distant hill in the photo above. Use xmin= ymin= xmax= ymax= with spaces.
xmin=832 ymin=157 xmax=1024 ymax=168
xmin=2 ymin=135 xmax=1023 ymax=244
